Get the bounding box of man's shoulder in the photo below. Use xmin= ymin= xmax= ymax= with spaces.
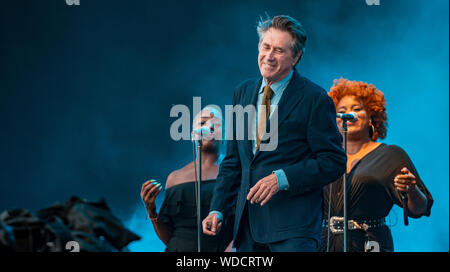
xmin=295 ymin=72 xmax=328 ymax=97
xmin=235 ymin=77 xmax=260 ymax=91
xmin=232 ymin=77 xmax=261 ymax=100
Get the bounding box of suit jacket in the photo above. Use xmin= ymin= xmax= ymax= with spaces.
xmin=210 ymin=69 xmax=346 ymax=245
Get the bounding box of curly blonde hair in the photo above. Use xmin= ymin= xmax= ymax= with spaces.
xmin=328 ymin=78 xmax=387 ymax=140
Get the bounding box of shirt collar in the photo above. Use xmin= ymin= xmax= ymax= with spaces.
xmin=259 ymin=69 xmax=294 ymax=95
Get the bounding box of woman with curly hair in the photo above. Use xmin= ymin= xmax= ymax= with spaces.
xmin=320 ymin=78 xmax=433 ymax=252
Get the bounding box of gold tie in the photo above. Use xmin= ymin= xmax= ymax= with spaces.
xmin=256 ymin=85 xmax=274 ymax=149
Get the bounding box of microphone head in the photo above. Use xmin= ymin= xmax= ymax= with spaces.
xmin=336 ymin=112 xmax=358 ymax=121
xmin=191 ymin=126 xmax=215 ymax=141
xmin=348 ymin=112 xmax=358 ymax=121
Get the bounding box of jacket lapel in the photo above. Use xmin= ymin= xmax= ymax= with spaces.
xmin=243 ymin=78 xmax=261 ymax=161
xmin=274 ymin=69 xmax=306 ymax=126
xmin=252 ymin=70 xmax=306 ymax=160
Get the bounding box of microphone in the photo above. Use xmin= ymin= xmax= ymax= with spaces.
xmin=399 ymin=168 xmax=410 ymax=226
xmin=336 ymin=112 xmax=358 ymax=122
xmin=401 ymin=191 xmax=409 ymax=226
xmin=191 ymin=125 xmax=215 ymax=141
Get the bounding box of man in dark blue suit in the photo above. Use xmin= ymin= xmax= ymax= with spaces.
xmin=202 ymin=15 xmax=346 ymax=252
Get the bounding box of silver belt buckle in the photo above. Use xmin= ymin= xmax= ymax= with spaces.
xmin=329 ymin=216 xmax=344 ymax=234
xmin=329 ymin=216 xmax=357 ymax=233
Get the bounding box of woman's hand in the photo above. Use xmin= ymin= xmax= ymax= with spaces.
xmin=394 ymin=167 xmax=416 ymax=194
xmin=140 ymin=180 xmax=163 ymax=218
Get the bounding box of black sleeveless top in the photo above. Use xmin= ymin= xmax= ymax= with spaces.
xmin=158 ymin=179 xmax=234 ymax=252
xmin=319 ymin=144 xmax=433 ymax=252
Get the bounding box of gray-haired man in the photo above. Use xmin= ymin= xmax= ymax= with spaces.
xmin=203 ymin=15 xmax=346 ymax=252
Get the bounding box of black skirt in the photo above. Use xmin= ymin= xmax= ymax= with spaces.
xmin=158 ymin=179 xmax=234 ymax=252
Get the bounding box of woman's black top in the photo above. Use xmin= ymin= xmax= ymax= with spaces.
xmin=319 ymin=144 xmax=433 ymax=252
xmin=158 ymin=179 xmax=234 ymax=252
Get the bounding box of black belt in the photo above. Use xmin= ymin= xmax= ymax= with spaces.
xmin=324 ymin=216 xmax=386 ymax=234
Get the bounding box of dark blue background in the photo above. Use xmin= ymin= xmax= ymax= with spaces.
xmin=0 ymin=0 xmax=448 ymax=251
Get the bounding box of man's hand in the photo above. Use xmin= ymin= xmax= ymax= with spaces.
xmin=202 ymin=213 xmax=222 ymax=236
xmin=247 ymin=173 xmax=279 ymax=206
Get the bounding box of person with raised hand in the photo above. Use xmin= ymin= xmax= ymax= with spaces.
xmin=320 ymin=78 xmax=433 ymax=252
xmin=141 ymin=107 xmax=233 ymax=252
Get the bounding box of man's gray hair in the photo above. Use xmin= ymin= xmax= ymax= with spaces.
xmin=257 ymin=15 xmax=307 ymax=64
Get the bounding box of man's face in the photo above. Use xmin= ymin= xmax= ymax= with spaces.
xmin=258 ymin=28 xmax=300 ymax=84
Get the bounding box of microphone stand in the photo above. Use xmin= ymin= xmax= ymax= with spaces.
xmin=193 ymin=134 xmax=203 ymax=252
xmin=342 ymin=119 xmax=349 ymax=252
xmin=192 ymin=121 xmax=215 ymax=252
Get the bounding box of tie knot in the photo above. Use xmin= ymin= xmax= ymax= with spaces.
xmin=263 ymin=85 xmax=274 ymax=100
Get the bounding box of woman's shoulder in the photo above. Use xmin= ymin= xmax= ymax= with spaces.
xmin=166 ymin=166 xmax=191 ymax=190
xmin=377 ymin=143 xmax=411 ymax=161
xmin=165 ymin=171 xmax=179 ymax=190
xmin=379 ymin=143 xmax=407 ymax=154
xmin=166 ymin=162 xmax=214 ymax=190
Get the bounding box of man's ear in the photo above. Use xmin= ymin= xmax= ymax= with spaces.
xmin=293 ymin=51 xmax=302 ymax=65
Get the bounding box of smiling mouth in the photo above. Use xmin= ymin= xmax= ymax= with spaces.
xmin=263 ymin=63 xmax=276 ymax=69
